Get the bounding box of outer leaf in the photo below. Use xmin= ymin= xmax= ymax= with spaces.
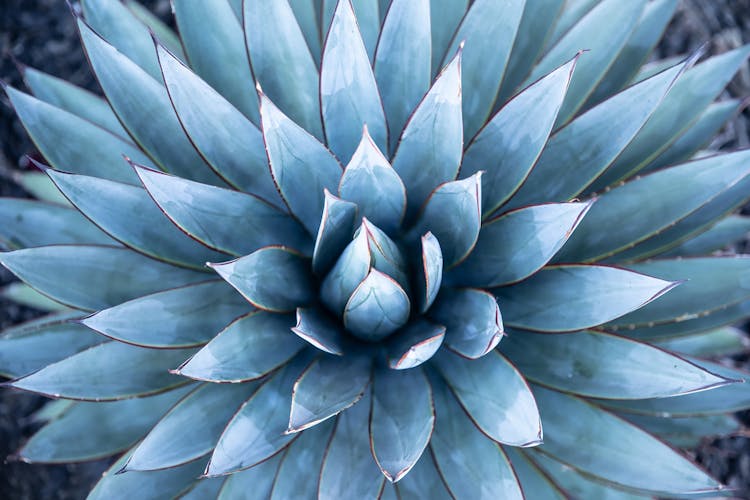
xmin=9 ymin=342 xmax=192 ymax=401
xmin=392 ymin=49 xmax=463 ymax=219
xmin=173 ymin=0 xmax=259 ymax=123
xmin=126 ymin=383 xmax=255 ymax=471
xmin=429 ymin=0 xmax=467 ymax=75
xmin=532 ymin=386 xmax=721 ymax=495
xmin=449 ymin=202 xmax=591 ymax=287
xmin=156 ymin=45 xmax=281 ymax=206
xmin=375 ymin=0 xmax=431 ymax=151
xmin=48 ymin=170 xmax=226 ymax=269
xmin=19 ymin=387 xmax=190 ymax=463
xmin=244 ymin=0 xmax=322 ymax=138
xmin=289 ymin=0 xmax=322 ymax=66
xmin=504 ymin=447 xmax=567 ymax=500
xmin=343 ymin=269 xmax=411 ymax=342
xmin=495 ymin=265 xmax=677 ymax=332
xmin=663 ymin=215 xmax=750 ymax=258
xmin=622 ymin=413 xmax=741 ymax=449
xmin=0 ymin=245 xmax=207 ymax=311
xmin=430 ymin=380 xmax=524 ymax=500
xmin=82 ymin=281 xmax=250 ymax=348
xmin=259 ymin=91 xmax=342 ymax=235
xmin=321 ymin=0 xmax=387 ymax=163
xmin=123 ymin=0 xmax=184 ymax=58
xmin=386 ymin=320 xmax=445 ymax=370
xmin=415 ymin=232 xmax=443 ymax=313
xmin=217 ymin=454 xmax=282 ymax=500
xmin=0 ymin=283 xmax=69 ymax=312
xmin=434 ymin=349 xmax=541 ymax=446
xmin=288 ymin=354 xmax=371 ymax=432
xmin=179 ymin=478 xmax=225 ymax=500
xmin=177 ymin=312 xmax=303 ymax=383
xmin=135 ymin=166 xmax=311 ymax=257
xmin=543 ymin=0 xmax=600 ymax=50
xmin=501 ymin=329 xmax=732 ymax=399
xmin=293 ymin=307 xmax=346 ymax=356
xmin=394 ymin=450 xmax=453 ymax=500
xmin=655 ymin=326 xmax=748 ymax=358
xmin=370 ymin=368 xmax=434 ymax=482
xmin=462 ymin=57 xmax=577 ymax=215
xmin=429 ymin=288 xmax=503 ymax=359
xmin=14 ymin=171 xmax=69 ymax=206
xmin=312 ymin=190 xmax=358 ymax=276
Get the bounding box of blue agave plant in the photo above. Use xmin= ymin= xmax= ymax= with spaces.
xmin=2 ymin=0 xmax=750 ymax=498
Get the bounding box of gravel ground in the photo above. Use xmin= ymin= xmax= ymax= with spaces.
xmin=0 ymin=1 xmax=749 ymax=498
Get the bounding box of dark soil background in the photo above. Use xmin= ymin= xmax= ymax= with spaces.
xmin=0 ymin=1 xmax=749 ymax=498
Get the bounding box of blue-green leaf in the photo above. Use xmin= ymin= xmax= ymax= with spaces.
xmin=415 ymin=232 xmax=443 ymax=313
xmin=654 ymin=327 xmax=748 ymax=359
xmin=176 ymin=312 xmax=302 ymax=383
xmin=320 ymin=0 xmax=381 ymax=62
xmin=180 ymin=478 xmax=226 ymax=500
xmin=395 ymin=450 xmax=453 ymax=499
xmin=504 ymin=447 xmax=567 ymax=500
xmin=13 ymin=171 xmax=69 ymax=206
xmin=123 ymin=0 xmax=184 ymax=59
xmin=217 ymin=454 xmax=282 ymax=500
xmin=321 ymin=0 xmax=387 ymax=163
xmin=293 ymin=307 xmax=346 ymax=356
xmin=0 ymin=283 xmax=70 ymax=312
xmin=429 ymin=288 xmax=502 ymax=359
xmin=386 ymin=320 xmax=445 ymax=370
xmin=82 ymin=281 xmax=249 ymax=349
xmin=289 ymin=0 xmax=322 ymax=66
xmin=313 ymin=190 xmax=358 ymax=276
xmin=343 ymin=269 xmax=411 ymax=342
xmin=495 ymin=265 xmax=677 ymax=332
xmin=320 ymin=224 xmax=372 ymax=315
xmin=429 ymin=0 xmax=467 ymax=76
xmin=622 ymin=413 xmax=741 ymax=449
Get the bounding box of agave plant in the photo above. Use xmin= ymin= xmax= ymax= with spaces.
xmin=2 ymin=0 xmax=750 ymax=497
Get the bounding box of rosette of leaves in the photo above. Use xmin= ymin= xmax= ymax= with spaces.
xmin=2 ymin=0 xmax=750 ymax=498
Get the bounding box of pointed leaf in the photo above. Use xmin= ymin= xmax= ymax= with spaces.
xmin=386 ymin=320 xmax=445 ymax=370
xmin=371 ymin=368 xmax=434 ymax=482
xmin=14 ymin=171 xmax=69 ymax=206
xmin=0 ymin=245 xmax=207 ymax=311
xmin=156 ymin=45 xmax=281 ymax=206
xmin=429 ymin=0 xmax=467 ymax=75
xmin=321 ymin=0 xmax=387 ymax=163
xmin=359 ymin=219 xmax=410 ymax=290
xmin=429 ymin=288 xmax=502 ymax=359
xmin=244 ymin=0 xmax=322 ymax=138
xmin=339 ymin=128 xmax=406 ymax=233
xmin=135 ymin=166 xmax=311 ymax=257
xmin=82 ymin=281 xmax=250 ymax=348
xmin=504 ymin=447 xmax=567 ymax=500
xmin=177 ymin=312 xmax=303 ymax=383
xmin=392 ymin=50 xmax=463 ymax=219
xmin=293 ymin=307 xmax=346 ymax=356
xmin=320 ymin=224 xmax=372 ymax=315
xmin=179 ymin=478 xmax=226 ymax=500
xmin=127 ymin=383 xmax=255 ymax=471
xmin=463 ymin=57 xmax=577 ymax=215
xmin=313 ymin=190 xmax=358 ymax=275
xmin=9 ymin=342 xmax=192 ymax=400
xmin=394 ymin=450 xmax=452 ymax=499
xmin=663 ymin=215 xmax=750 ymax=258
xmin=495 ymin=265 xmax=677 ymax=332
xmin=319 ymin=0 xmax=381 ymax=61
xmin=343 ymin=269 xmax=411 ymax=342
xmin=622 ymin=413 xmax=741 ymax=449
xmin=415 ymin=232 xmax=443 ymax=313
xmin=217 ymin=454 xmax=282 ymax=500
xmin=655 ymin=327 xmax=748 ymax=359
xmin=289 ymin=0 xmax=322 ymax=66
xmin=0 ymin=283 xmax=69 ymax=312
xmin=449 ymin=202 xmax=591 ymax=287
xmin=289 ymin=354 xmax=371 ymax=432
xmin=123 ymin=0 xmax=183 ymax=59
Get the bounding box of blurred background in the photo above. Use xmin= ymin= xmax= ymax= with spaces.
xmin=0 ymin=0 xmax=749 ymax=497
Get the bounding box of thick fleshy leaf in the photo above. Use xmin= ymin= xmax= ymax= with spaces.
xmin=78 ymin=20 xmax=220 ymax=185
xmin=655 ymin=327 xmax=748 ymax=358
xmin=622 ymin=413 xmax=741 ymax=449
xmin=344 ymin=269 xmax=411 ymax=342
xmin=0 ymin=283 xmax=69 ymax=312
xmin=123 ymin=0 xmax=183 ymax=58
xmin=524 ymin=0 xmax=647 ymax=125
xmin=506 ymin=57 xmax=686 ymax=208
xmin=177 ymin=312 xmax=303 ymax=383
xmin=82 ymin=281 xmax=250 ymax=348
xmin=0 ymin=198 xmax=112 ymax=250
xmin=244 ymin=0 xmax=322 ymax=138
xmin=434 ymin=349 xmax=541 ymax=446
xmin=313 ymin=190 xmax=358 ymax=276
xmin=156 ymin=45 xmax=281 ymax=206
xmin=557 ymin=152 xmax=750 ymax=263
xmin=259 ymin=91 xmax=342 ymax=235
xmin=135 ymin=166 xmax=311 ymax=257
xmin=14 ymin=171 xmax=69 ymax=206
xmin=319 ymin=0 xmax=381 ymax=62
xmin=429 ymin=0 xmax=467 ymax=75
xmin=339 ymin=128 xmax=406 ymax=233
xmin=210 ymin=247 xmax=314 ymax=313
xmin=19 ymin=387 xmax=190 ymax=463
xmin=9 ymin=342 xmax=192 ymax=400
xmin=126 ymin=383 xmax=255 ymax=471
xmin=173 ymin=0 xmax=259 ymax=123
xmin=392 ymin=50 xmax=463 ymax=219
xmin=663 ymin=214 xmax=750 ymax=257
xmin=370 ymin=368 xmax=434 ymax=482
xmin=429 ymin=288 xmax=502 ymax=359
xmin=608 ymin=257 xmax=750 ymax=328
xmin=501 ymin=329 xmax=732 ymax=399
xmin=495 ymin=265 xmax=677 ymax=332
xmin=270 ymin=420 xmax=335 ymax=500
xmin=22 ymin=65 xmax=128 ymax=138
xmin=4 ymin=85 xmax=150 ymax=184
xmin=410 ymin=173 xmax=482 ymax=268
xmin=321 ymin=0 xmax=387 ymax=163
xmin=375 ymin=0 xmax=431 ymax=150
xmin=358 ymin=220 xmax=410 ymax=290
xmin=48 ymin=170 xmax=226 ymax=269
xmin=415 ymin=232 xmax=443 ymax=313
xmin=288 ymin=355 xmax=371 ymax=432
xmin=0 ymin=245 xmax=207 ymax=311
xmin=179 ymin=478 xmax=226 ymax=500
xmin=319 ymin=392 xmax=383 ymax=499
xmin=441 ymin=0 xmax=524 ymax=139
xmin=292 ymin=307 xmax=346 ymax=356
xmin=206 ymin=356 xmax=309 ymax=475
xmin=532 ymin=386 xmax=722 ymax=495
xmin=394 ymin=451 xmax=452 ymax=500
xmin=289 ymin=0 xmax=321 ymax=66
xmin=0 ymin=315 xmax=100 ymax=378
xmin=217 ymin=454 xmax=282 ymax=499
xmin=590 ymin=45 xmax=750 ymax=191
xmin=449 ymin=202 xmax=591 ymax=287
xmin=504 ymin=447 xmax=567 ymax=500
xmin=462 ymin=57 xmax=577 ymax=215
xmin=430 ymin=380 xmax=524 ymax=500
xmin=387 ymin=320 xmax=446 ymax=370
xmin=320 ymin=224 xmax=372 ymax=315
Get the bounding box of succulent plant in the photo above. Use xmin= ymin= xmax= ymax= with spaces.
xmin=2 ymin=0 xmax=750 ymax=497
